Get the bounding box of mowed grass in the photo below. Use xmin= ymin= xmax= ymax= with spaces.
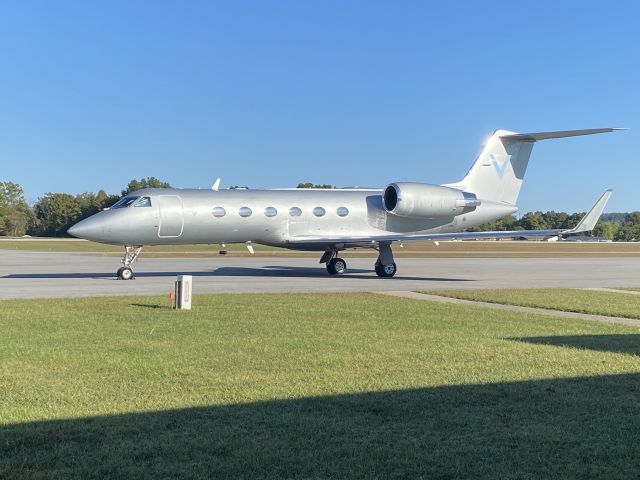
xmin=1 ymin=293 xmax=640 ymax=479
xmin=2 ymin=238 xmax=640 ymax=258
xmin=426 ymin=288 xmax=640 ymax=319
xmin=0 ymin=239 xmax=284 ymax=255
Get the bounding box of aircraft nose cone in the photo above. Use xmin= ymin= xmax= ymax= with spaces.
xmin=67 ymin=224 xmax=79 ymax=237
xmin=67 ymin=216 xmax=103 ymax=240
xmin=67 ymin=219 xmax=89 ymax=239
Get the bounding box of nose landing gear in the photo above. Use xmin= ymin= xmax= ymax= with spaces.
xmin=117 ymin=245 xmax=143 ymax=280
xmin=116 ymin=266 xmax=134 ymax=280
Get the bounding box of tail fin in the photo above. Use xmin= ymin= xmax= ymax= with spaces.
xmin=448 ymin=128 xmax=619 ymax=205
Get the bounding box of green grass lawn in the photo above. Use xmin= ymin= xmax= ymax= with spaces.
xmin=425 ymin=288 xmax=640 ymax=319
xmin=0 ymin=239 xmax=283 ymax=254
xmin=1 ymin=293 xmax=640 ymax=479
xmin=3 ymin=238 xmax=640 ymax=258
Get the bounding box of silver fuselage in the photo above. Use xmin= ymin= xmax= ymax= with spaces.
xmin=70 ymin=187 xmax=516 ymax=250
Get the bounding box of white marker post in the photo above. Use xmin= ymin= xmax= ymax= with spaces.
xmin=174 ymin=275 xmax=192 ymax=310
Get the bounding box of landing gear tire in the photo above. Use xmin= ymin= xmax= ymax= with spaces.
xmin=118 ymin=266 xmax=134 ymax=280
xmin=375 ymin=262 xmax=397 ymax=278
xmin=117 ymin=245 xmax=142 ymax=280
xmin=327 ymin=257 xmax=347 ymax=275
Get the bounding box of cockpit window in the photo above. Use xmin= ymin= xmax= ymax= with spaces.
xmin=111 ymin=196 xmax=139 ymax=209
xmin=134 ymin=197 xmax=152 ymax=208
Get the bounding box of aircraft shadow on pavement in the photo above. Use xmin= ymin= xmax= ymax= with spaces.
xmin=211 ymin=266 xmax=474 ymax=281
xmin=3 ymin=267 xmax=474 ymax=282
xmin=509 ymin=334 xmax=640 ymax=357
xmin=2 ymin=373 xmax=639 ymax=479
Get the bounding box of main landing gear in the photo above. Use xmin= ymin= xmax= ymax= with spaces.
xmin=117 ymin=245 xmax=143 ymax=280
xmin=327 ymin=257 xmax=347 ymax=275
xmin=320 ymin=249 xmax=348 ymax=275
xmin=374 ymin=242 xmax=396 ymax=278
xmin=319 ymin=242 xmax=397 ymax=277
xmin=375 ymin=260 xmax=397 ymax=278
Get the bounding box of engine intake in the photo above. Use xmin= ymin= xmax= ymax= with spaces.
xmin=383 ymin=182 xmax=480 ymax=219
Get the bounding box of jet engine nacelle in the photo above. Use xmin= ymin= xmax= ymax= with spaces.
xmin=383 ymin=182 xmax=480 ymax=219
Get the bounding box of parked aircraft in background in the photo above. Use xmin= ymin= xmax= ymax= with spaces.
xmin=68 ymin=128 xmax=618 ymax=280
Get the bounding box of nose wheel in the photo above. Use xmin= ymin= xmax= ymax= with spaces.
xmin=117 ymin=245 xmax=143 ymax=280
xmin=116 ymin=266 xmax=134 ymax=280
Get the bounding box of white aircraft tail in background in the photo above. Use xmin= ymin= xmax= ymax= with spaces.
xmin=447 ymin=128 xmax=621 ymax=205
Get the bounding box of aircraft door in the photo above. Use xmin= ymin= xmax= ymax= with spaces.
xmin=158 ymin=195 xmax=184 ymax=237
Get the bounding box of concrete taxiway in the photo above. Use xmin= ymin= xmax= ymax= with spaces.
xmin=0 ymin=250 xmax=639 ymax=298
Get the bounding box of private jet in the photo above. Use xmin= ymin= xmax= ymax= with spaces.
xmin=68 ymin=128 xmax=618 ymax=280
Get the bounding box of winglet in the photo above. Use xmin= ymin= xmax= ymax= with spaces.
xmin=212 ymin=178 xmax=221 ymax=191
xmin=563 ymin=189 xmax=613 ymax=235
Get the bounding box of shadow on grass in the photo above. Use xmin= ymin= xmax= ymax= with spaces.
xmin=130 ymin=303 xmax=166 ymax=309
xmin=510 ymin=334 xmax=640 ymax=356
xmin=2 ymin=374 xmax=639 ymax=479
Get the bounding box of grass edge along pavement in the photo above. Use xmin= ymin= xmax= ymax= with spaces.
xmin=1 ymin=292 xmax=640 ymax=478
xmin=421 ymin=288 xmax=640 ymax=320
xmin=2 ymin=238 xmax=640 ymax=258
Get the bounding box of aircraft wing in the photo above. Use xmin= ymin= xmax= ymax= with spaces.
xmin=287 ymin=189 xmax=612 ymax=248
xmin=286 ymin=228 xmax=566 ymax=248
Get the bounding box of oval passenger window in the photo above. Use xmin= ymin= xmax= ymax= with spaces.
xmin=264 ymin=207 xmax=277 ymax=217
xmin=336 ymin=207 xmax=349 ymax=217
xmin=239 ymin=207 xmax=252 ymax=218
xmin=313 ymin=207 xmax=326 ymax=217
xmin=289 ymin=207 xmax=302 ymax=217
xmin=212 ymin=206 xmax=226 ymax=218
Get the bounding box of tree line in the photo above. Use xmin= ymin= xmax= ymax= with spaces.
xmin=0 ymin=177 xmax=170 ymax=237
xmin=1 ymin=178 xmax=639 ymax=241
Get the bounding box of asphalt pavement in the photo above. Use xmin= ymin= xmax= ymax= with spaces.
xmin=1 ymin=250 xmax=638 ymax=298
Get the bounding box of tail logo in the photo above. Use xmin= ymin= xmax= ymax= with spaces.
xmin=490 ymin=153 xmax=512 ymax=179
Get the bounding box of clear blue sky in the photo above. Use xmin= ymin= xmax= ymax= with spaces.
xmin=0 ymin=0 xmax=638 ymax=213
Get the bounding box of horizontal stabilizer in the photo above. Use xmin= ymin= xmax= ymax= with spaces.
xmin=449 ymin=127 xmax=621 ymax=206
xmin=500 ymin=128 xmax=624 ymax=142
